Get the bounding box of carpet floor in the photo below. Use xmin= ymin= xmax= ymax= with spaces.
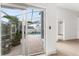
xmin=55 ymin=39 xmax=79 ymax=56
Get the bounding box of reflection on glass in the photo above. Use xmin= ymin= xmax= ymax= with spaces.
xmin=27 ymin=10 xmax=41 ymax=35
xmin=1 ymin=7 xmax=22 ymax=56
xmin=27 ymin=8 xmax=44 ymax=55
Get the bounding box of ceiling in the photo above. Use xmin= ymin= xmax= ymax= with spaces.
xmin=1 ymin=3 xmax=43 ymax=11
xmin=57 ymin=3 xmax=79 ymax=12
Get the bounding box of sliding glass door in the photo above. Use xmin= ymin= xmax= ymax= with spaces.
xmin=26 ymin=8 xmax=44 ymax=55
xmin=0 ymin=5 xmax=24 ymax=56
xmin=0 ymin=4 xmax=45 ymax=56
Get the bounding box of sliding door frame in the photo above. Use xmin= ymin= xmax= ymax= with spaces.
xmin=26 ymin=4 xmax=46 ymax=56
xmin=0 ymin=3 xmax=1 ymax=56
xmin=0 ymin=3 xmax=46 ymax=56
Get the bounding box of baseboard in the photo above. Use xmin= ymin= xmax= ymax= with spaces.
xmin=64 ymin=38 xmax=79 ymax=41
xmin=57 ymin=38 xmax=79 ymax=41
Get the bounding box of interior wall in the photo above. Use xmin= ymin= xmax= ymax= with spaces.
xmin=29 ymin=3 xmax=57 ymax=55
xmin=77 ymin=17 xmax=79 ymax=38
xmin=57 ymin=7 xmax=79 ymax=40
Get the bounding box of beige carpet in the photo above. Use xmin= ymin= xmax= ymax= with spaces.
xmin=55 ymin=39 xmax=79 ymax=56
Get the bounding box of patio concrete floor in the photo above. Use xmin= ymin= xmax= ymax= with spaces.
xmin=5 ymin=35 xmax=44 ymax=56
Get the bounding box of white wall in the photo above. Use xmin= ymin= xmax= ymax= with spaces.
xmin=57 ymin=7 xmax=79 ymax=40
xmin=77 ymin=17 xmax=79 ymax=38
xmin=29 ymin=3 xmax=57 ymax=55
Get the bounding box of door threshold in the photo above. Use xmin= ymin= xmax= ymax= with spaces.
xmin=29 ymin=51 xmax=45 ymax=56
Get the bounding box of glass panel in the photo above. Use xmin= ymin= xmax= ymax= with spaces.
xmin=27 ymin=13 xmax=32 ymax=21
xmin=26 ymin=8 xmax=44 ymax=55
xmin=0 ymin=5 xmax=45 ymax=56
xmin=1 ymin=7 xmax=23 ymax=56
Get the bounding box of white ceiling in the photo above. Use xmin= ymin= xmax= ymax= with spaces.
xmin=57 ymin=3 xmax=79 ymax=12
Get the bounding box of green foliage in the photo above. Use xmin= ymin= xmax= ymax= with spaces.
xmin=3 ymin=15 xmax=18 ymax=25
xmin=27 ymin=21 xmax=33 ymax=25
xmin=3 ymin=15 xmax=22 ymax=46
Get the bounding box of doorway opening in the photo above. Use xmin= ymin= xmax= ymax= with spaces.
xmin=26 ymin=7 xmax=45 ymax=55
xmin=0 ymin=3 xmax=45 ymax=56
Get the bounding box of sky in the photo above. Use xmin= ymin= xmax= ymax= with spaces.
xmin=1 ymin=8 xmax=41 ymax=22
